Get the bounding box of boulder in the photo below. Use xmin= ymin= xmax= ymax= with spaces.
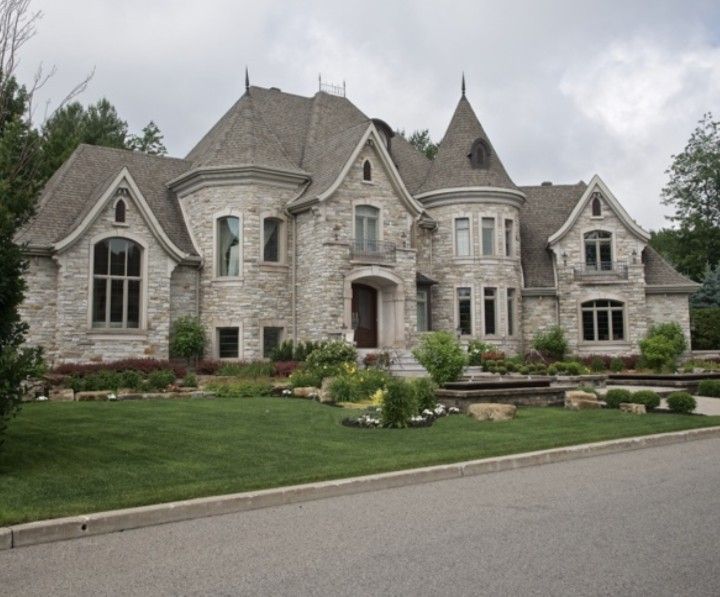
xmin=564 ymin=390 xmax=602 ymax=410
xmin=318 ymin=377 xmax=335 ymax=403
xmin=293 ymin=386 xmax=319 ymax=399
xmin=467 ymin=403 xmax=517 ymax=422
xmin=49 ymin=388 xmax=74 ymax=402
xmin=619 ymin=402 xmax=646 ymax=415
xmin=75 ymin=390 xmax=113 ymax=401
xmin=565 ymin=390 xmax=597 ymax=402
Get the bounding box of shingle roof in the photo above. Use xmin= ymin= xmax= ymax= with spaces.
xmin=390 ymin=135 xmax=432 ymax=194
xmin=417 ymin=97 xmax=517 ymax=195
xmin=519 ymin=183 xmax=587 ymax=288
xmin=643 ymin=245 xmax=698 ymax=287
xmin=17 ymin=144 xmax=196 ymax=254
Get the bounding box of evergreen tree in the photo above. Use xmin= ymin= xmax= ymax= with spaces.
xmin=407 ymin=129 xmax=438 ymax=160
xmin=692 ymin=264 xmax=720 ymax=308
xmin=129 ymin=120 xmax=167 ymax=155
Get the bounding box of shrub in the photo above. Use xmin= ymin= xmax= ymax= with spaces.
xmin=147 ymin=369 xmax=176 ymax=391
xmin=410 ymin=378 xmax=437 ymax=412
xmin=691 ymin=308 xmax=720 ymax=350
xmin=292 ymin=341 xmax=320 ymax=362
xmin=196 ymin=360 xmax=220 ymax=375
xmin=466 ymin=340 xmax=490 ymax=366
xmin=208 ymin=379 xmax=273 ymax=398
xmin=305 ymin=341 xmax=357 ymax=370
xmin=620 ymin=354 xmax=640 ymax=370
xmin=576 ymin=384 xmax=599 ymax=397
xmin=328 ymin=375 xmax=362 ymax=403
xmin=274 ymin=361 xmax=299 ymax=377
xmin=218 ymin=361 xmax=276 ymax=378
xmin=363 ymin=351 xmax=391 ymax=369
xmin=666 ymin=392 xmax=696 ymax=414
xmin=639 ymin=335 xmax=678 ymax=373
xmin=533 ymin=326 xmax=567 ymax=361
xmin=182 ymin=373 xmax=198 ymax=388
xmin=589 ymin=356 xmax=606 ymax=372
xmin=169 ymin=316 xmax=206 ymax=363
xmin=381 ymin=379 xmax=417 ymax=428
xmin=270 ymin=340 xmax=294 ymax=362
xmin=564 ymin=362 xmax=583 ymax=376
xmin=518 ymin=365 xmax=530 ymax=375
xmin=605 ymin=388 xmax=632 ymax=409
xmin=547 ymin=364 xmax=558 ymax=376
xmin=120 ymin=370 xmax=143 ymax=390
xmin=288 ymin=366 xmax=325 ymax=388
xmin=412 ymin=331 xmax=466 ymax=386
xmin=356 ymin=368 xmax=391 ymax=398
xmin=610 ymin=357 xmax=624 ymax=372
xmin=630 ymin=390 xmax=661 ymax=411
xmin=53 ymin=358 xmax=186 ymax=378
xmin=482 ymin=350 xmax=506 ymax=362
xmin=698 ymin=380 xmax=720 ymax=397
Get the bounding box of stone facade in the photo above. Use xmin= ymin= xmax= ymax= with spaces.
xmin=646 ymin=294 xmax=692 ymax=348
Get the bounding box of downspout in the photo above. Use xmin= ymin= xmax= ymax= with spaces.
xmin=291 ymin=212 xmax=298 ymax=343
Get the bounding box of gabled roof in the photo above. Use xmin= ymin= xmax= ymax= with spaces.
xmin=643 ymin=245 xmax=699 ymax=288
xmin=390 ymin=134 xmax=432 ymax=194
xmin=17 ymin=144 xmax=196 ymax=255
xmin=519 ymin=183 xmax=587 ymax=288
xmin=416 ymin=96 xmax=517 ymax=196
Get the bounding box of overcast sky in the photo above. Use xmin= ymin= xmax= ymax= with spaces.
xmin=15 ymin=0 xmax=720 ymax=230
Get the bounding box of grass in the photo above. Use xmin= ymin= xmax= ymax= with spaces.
xmin=1 ymin=397 xmax=719 ymax=526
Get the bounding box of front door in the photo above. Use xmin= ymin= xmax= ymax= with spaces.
xmin=352 ymin=283 xmax=378 ymax=348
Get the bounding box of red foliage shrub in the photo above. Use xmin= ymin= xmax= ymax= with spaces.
xmin=481 ymin=351 xmax=506 ymax=362
xmin=274 ymin=361 xmax=299 ymax=377
xmin=579 ymin=354 xmax=613 ymax=370
xmin=52 ymin=358 xmax=186 ymax=378
xmin=620 ymin=354 xmax=640 ymax=370
xmin=196 ymin=360 xmax=221 ymax=375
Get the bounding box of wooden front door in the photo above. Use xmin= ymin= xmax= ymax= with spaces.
xmin=352 ymin=283 xmax=378 ymax=348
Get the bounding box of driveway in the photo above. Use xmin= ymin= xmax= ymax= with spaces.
xmin=2 ymin=437 xmax=720 ymax=596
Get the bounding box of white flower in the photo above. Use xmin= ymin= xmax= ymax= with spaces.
xmin=107 ymin=393 xmax=117 ymax=401
xmin=36 ymin=395 xmax=48 ymax=402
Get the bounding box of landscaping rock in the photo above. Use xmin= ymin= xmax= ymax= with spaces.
xmin=49 ymin=388 xmax=74 ymax=402
xmin=75 ymin=390 xmax=113 ymax=401
xmin=619 ymin=402 xmax=646 ymax=415
xmin=293 ymin=386 xmax=319 ymax=399
xmin=319 ymin=377 xmax=335 ymax=403
xmin=467 ymin=403 xmax=517 ymax=422
xmin=565 ymin=390 xmax=597 ymax=402
xmin=565 ymin=398 xmax=602 ymax=410
xmin=271 ymin=382 xmax=291 ymax=396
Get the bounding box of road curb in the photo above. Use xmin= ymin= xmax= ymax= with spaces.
xmin=5 ymin=425 xmax=720 ymax=550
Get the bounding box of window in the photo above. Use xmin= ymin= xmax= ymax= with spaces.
xmin=469 ymin=138 xmax=489 ymax=169
xmin=454 ymin=217 xmax=471 ymax=256
xmin=355 ymin=205 xmax=379 ymax=253
xmin=263 ymin=327 xmax=283 ymax=358
xmin=482 ymin=217 xmax=495 ymax=256
xmin=457 ymin=287 xmax=472 ymax=335
xmin=484 ymin=287 xmax=496 ymax=335
xmin=582 ymin=300 xmax=625 ymax=342
xmin=217 ymin=216 xmax=240 ymax=277
xmin=114 ymin=199 xmax=126 ymax=224
xmin=363 ymin=160 xmax=372 ymax=181
xmin=507 ymin=289 xmax=515 ymax=336
xmin=584 ymin=230 xmax=612 ymax=271
xmin=416 ymin=288 xmax=430 ymax=332
xmin=92 ymin=238 xmax=141 ymax=329
xmin=504 ymin=219 xmax=514 ymax=257
xmin=263 ymin=217 xmax=282 ymax=263
xmin=591 ymin=194 xmax=602 ymax=217
xmin=217 ymin=327 xmax=239 ymax=358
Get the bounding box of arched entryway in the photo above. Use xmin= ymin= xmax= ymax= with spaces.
xmin=344 ymin=266 xmax=405 ymax=349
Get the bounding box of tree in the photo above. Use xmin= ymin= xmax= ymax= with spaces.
xmin=396 ymin=128 xmax=438 ymax=160
xmin=662 ymin=113 xmax=720 ymax=229
xmin=649 ymin=225 xmax=720 ymax=282
xmin=692 ymin=264 xmax=720 ymax=308
xmin=129 ymin=120 xmax=166 ymax=155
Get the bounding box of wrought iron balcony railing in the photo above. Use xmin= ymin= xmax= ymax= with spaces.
xmin=350 ymin=238 xmax=397 ymax=263
xmin=573 ymin=260 xmax=628 ymax=280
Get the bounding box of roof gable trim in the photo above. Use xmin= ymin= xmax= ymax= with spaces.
xmin=54 ymin=167 xmax=198 ymax=264
xmin=548 ymin=175 xmax=650 ymax=245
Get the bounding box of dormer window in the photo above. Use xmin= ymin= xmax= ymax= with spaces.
xmin=115 ymin=199 xmax=126 ymax=223
xmin=363 ymin=160 xmax=372 ymax=181
xmin=591 ymin=193 xmax=602 ymax=217
xmin=468 ymin=138 xmax=490 ymax=169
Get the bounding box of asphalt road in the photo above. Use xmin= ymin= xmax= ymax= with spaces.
xmin=3 ymin=438 xmax=720 ymax=596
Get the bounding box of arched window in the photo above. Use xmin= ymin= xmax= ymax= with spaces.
xmin=217 ymin=216 xmax=240 ymax=277
xmin=354 ymin=205 xmax=379 ymax=254
xmin=584 ymin=230 xmax=612 ymax=271
xmin=468 ymin=138 xmax=490 ymax=169
xmin=363 ymin=160 xmax=372 ymax=181
xmin=591 ymin=193 xmax=602 ymax=217
xmin=92 ymin=238 xmax=142 ymax=328
xmin=582 ymin=299 xmax=625 ymax=341
xmin=115 ymin=199 xmax=126 ymax=223
xmin=263 ymin=217 xmax=283 ymax=262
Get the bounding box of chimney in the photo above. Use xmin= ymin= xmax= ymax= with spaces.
xmin=541 ymin=181 xmax=553 ymax=186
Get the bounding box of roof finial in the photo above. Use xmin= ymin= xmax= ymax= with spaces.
xmin=245 ymin=67 xmax=250 ymax=92
xmin=461 ymin=72 xmax=466 ymax=97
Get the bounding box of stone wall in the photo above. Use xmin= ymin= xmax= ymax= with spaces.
xmin=180 ymin=181 xmax=298 ymax=360
xmin=646 ymin=294 xmax=692 ymax=350
xmin=20 ymin=255 xmax=59 ymax=361
xmin=520 ymin=295 xmax=558 ymax=351
xmin=170 ymin=265 xmax=199 ymax=324
xmin=422 ymin=199 xmax=523 ymax=354
xmin=551 ymin=191 xmax=648 ymax=355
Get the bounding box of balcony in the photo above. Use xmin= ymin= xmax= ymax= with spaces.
xmin=573 ymin=260 xmax=628 ymax=281
xmin=350 ymin=238 xmax=397 ymax=263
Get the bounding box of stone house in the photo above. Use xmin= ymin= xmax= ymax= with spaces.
xmin=17 ymin=82 xmax=698 ymax=364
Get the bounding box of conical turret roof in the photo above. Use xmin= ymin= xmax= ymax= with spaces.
xmin=417 ymin=96 xmax=517 ymax=195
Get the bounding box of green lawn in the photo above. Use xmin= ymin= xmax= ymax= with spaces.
xmin=1 ymin=397 xmax=718 ymax=526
